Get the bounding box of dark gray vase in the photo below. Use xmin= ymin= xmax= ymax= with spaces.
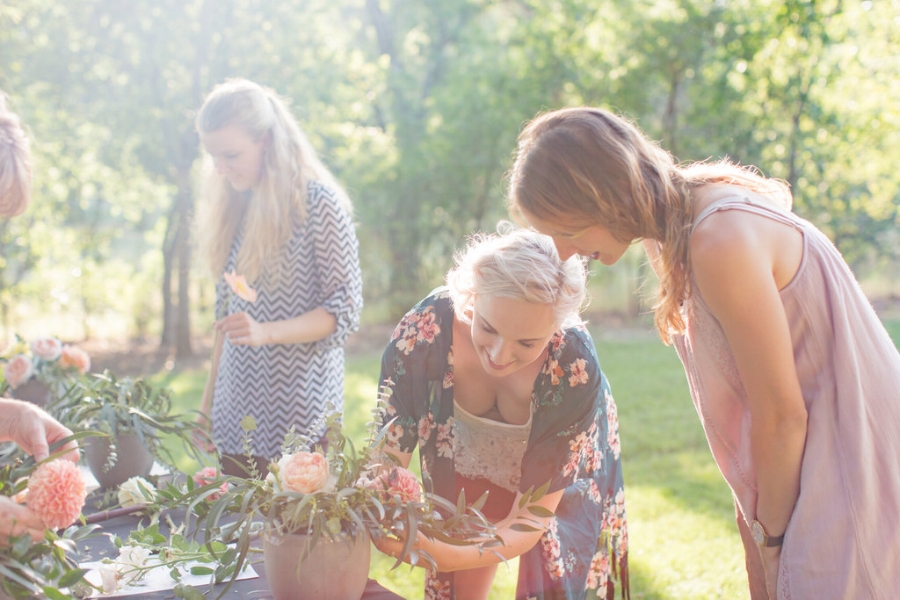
xmin=263 ymin=530 xmax=371 ymax=600
xmin=11 ymin=379 xmax=51 ymax=407
xmin=84 ymin=432 xmax=154 ymax=489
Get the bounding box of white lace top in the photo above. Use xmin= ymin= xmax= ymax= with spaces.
xmin=452 ymin=399 xmax=533 ymax=492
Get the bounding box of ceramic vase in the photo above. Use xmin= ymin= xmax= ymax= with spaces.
xmin=11 ymin=379 xmax=51 ymax=408
xmin=263 ymin=530 xmax=371 ymax=600
xmin=84 ymin=432 xmax=154 ymax=489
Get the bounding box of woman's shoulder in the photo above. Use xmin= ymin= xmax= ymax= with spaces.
xmin=305 ymin=179 xmax=336 ymax=204
xmin=405 ymin=287 xmax=453 ymax=319
xmin=386 ymin=287 xmax=452 ymax=358
xmin=557 ymin=323 xmax=597 ymax=356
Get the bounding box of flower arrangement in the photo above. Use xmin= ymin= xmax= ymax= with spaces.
xmin=52 ymin=372 xmax=206 ymax=479
xmin=161 ymin=408 xmax=503 ymax=594
xmin=0 ymin=334 xmax=91 ymax=398
xmin=0 ymin=440 xmax=99 ymax=599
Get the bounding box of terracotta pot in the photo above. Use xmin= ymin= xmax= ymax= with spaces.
xmin=84 ymin=432 xmax=154 ymax=489
xmin=263 ymin=530 xmax=371 ymax=600
xmin=11 ymin=379 xmax=51 ymax=408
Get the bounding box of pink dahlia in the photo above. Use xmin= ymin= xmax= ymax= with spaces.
xmin=26 ymin=459 xmax=87 ymax=529
xmin=371 ymin=467 xmax=422 ymax=503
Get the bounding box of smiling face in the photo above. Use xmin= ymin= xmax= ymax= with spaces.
xmin=469 ymin=294 xmax=559 ymax=377
xmin=199 ymin=124 xmax=267 ymax=192
xmin=522 ymin=210 xmax=631 ymax=264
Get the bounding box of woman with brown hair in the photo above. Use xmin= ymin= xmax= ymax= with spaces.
xmin=506 ymin=106 xmax=900 ymax=599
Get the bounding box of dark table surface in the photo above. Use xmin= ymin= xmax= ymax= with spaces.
xmin=78 ymin=507 xmax=405 ymax=599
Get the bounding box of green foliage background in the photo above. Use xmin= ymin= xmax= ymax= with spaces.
xmin=1 ymin=0 xmax=899 ymax=345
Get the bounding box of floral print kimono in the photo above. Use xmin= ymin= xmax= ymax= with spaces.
xmin=378 ymin=289 xmax=629 ymax=600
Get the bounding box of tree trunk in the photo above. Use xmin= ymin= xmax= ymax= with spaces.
xmin=159 ymin=202 xmax=178 ymax=349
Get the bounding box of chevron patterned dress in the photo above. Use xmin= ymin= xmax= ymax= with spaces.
xmin=211 ymin=181 xmax=363 ymax=460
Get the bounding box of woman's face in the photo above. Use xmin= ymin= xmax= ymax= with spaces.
xmin=199 ymin=124 xmax=267 ymax=192
xmin=469 ymin=294 xmax=558 ymax=377
xmin=522 ymin=210 xmax=630 ymax=265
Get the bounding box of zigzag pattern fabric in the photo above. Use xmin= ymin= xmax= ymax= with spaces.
xmin=211 ymin=181 xmax=363 ymax=459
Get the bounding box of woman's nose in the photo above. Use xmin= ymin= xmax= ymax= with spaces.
xmin=489 ymin=340 xmax=511 ymax=364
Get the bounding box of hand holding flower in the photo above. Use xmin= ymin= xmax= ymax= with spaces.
xmin=215 ymin=311 xmax=270 ymax=347
xmin=0 ymin=399 xmax=79 ymax=462
xmin=0 ymin=496 xmax=45 ymax=544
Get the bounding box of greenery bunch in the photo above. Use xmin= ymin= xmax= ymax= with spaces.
xmin=51 ymin=372 xmax=205 ymax=474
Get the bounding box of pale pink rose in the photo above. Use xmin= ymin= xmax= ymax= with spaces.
xmin=26 ymin=459 xmax=87 ymax=529
xmin=30 ymin=336 xmax=63 ymax=361
xmin=193 ymin=467 xmax=229 ymax=501
xmin=223 ymin=271 xmax=258 ymax=303
xmin=277 ymin=452 xmax=330 ymax=494
xmin=3 ymin=354 xmax=34 ymax=389
xmin=58 ymin=345 xmax=90 ymax=374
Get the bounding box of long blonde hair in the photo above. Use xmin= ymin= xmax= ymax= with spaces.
xmin=195 ymin=79 xmax=352 ymax=283
xmin=507 ymin=107 xmax=790 ymax=343
xmin=0 ymin=93 xmax=32 ymax=218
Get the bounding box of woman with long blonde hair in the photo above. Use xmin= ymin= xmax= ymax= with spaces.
xmin=507 ymin=106 xmax=900 ymax=599
xmin=195 ymin=79 xmax=363 ymax=476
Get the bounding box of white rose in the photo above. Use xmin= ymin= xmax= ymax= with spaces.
xmin=98 ymin=561 xmax=120 ymax=593
xmin=117 ymin=544 xmax=152 ymax=585
xmin=117 ymin=476 xmax=156 ymax=507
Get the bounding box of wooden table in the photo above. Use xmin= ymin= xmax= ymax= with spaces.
xmin=78 ymin=507 xmax=404 ymax=599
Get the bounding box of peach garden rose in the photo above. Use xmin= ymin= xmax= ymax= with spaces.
xmin=275 ymin=451 xmax=332 ymax=494
xmin=58 ymin=344 xmax=91 ymax=374
xmin=3 ymin=354 xmax=34 ymax=389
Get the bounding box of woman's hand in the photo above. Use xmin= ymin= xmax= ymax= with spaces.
xmin=759 ymin=545 xmax=781 ymax=599
xmin=215 ymin=312 xmax=270 ymax=346
xmin=0 ymin=496 xmax=46 ymax=545
xmin=0 ymin=399 xmax=79 ymax=462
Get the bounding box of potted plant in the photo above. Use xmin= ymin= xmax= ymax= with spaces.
xmin=0 ymin=335 xmax=91 ymax=408
xmin=54 ymin=372 xmax=204 ymax=490
xmin=173 ymin=409 xmax=505 ymax=600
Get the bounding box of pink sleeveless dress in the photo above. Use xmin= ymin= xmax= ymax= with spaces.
xmin=671 ymin=196 xmax=900 ymax=599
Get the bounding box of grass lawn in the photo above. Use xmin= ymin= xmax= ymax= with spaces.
xmin=153 ymin=317 xmax=900 ymax=599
